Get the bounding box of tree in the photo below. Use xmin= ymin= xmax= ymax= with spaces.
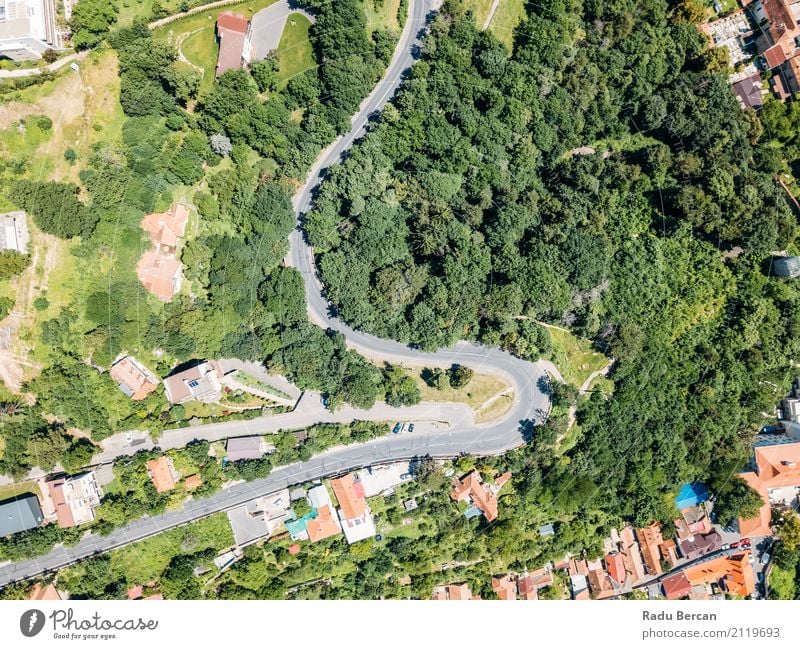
xmin=0 ymin=250 xmax=29 ymax=280
xmin=250 ymin=57 xmax=279 ymax=93
xmin=9 ymin=180 xmax=96 ymax=239
xmin=712 ymin=476 xmax=766 ymax=527
xmin=210 ymin=133 xmax=233 ymax=156
xmin=382 ymin=365 xmax=421 ymax=407
xmin=777 ymin=510 xmax=800 ymax=551
xmin=69 ymin=0 xmax=119 ymax=49
xmin=448 ymin=365 xmax=473 ymax=389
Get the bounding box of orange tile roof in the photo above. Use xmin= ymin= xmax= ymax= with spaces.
xmin=450 ymin=471 xmax=499 ymax=522
xmin=605 ymin=552 xmax=627 ymax=586
xmin=491 ymin=574 xmax=517 ymax=600
xmin=140 ymin=205 xmax=189 ymax=249
xmin=144 ymin=594 xmax=164 ymax=600
xmin=684 ymin=552 xmax=755 ymax=597
xmin=29 ymin=583 xmax=61 ymax=600
xmin=184 ymin=474 xmax=203 ymax=491
xmin=737 ymin=471 xmax=772 ymax=536
xmin=136 ymin=251 xmax=182 ymax=302
xmin=330 ymin=473 xmax=366 ymax=520
xmin=46 ymin=479 xmax=75 ymax=528
xmin=764 ymin=43 xmax=788 ymax=68
xmin=432 ymin=583 xmax=479 ymax=600
xmin=288 ymin=543 xmax=301 ymax=555
xmin=306 ymin=505 xmax=341 ymax=542
xmin=637 ymin=523 xmax=665 ymax=576
xmin=109 ymin=356 xmax=158 ymax=400
xmin=619 ymin=525 xmax=647 ymax=583
xmin=146 ymin=457 xmax=177 ymax=493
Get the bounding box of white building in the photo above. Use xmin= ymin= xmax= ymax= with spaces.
xmin=0 ymin=0 xmax=60 ymax=61
xmin=46 ymin=472 xmax=102 ymax=528
xmin=0 ymin=211 xmax=29 ymax=254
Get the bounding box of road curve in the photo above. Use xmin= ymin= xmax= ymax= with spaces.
xmin=0 ymin=0 xmax=552 ymax=587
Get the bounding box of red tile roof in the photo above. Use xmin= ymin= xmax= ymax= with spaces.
xmin=109 ymin=356 xmax=158 ymax=400
xmin=146 ymin=457 xmax=177 ymax=493
xmin=605 ymin=552 xmax=627 ymax=586
xmin=764 ymin=44 xmax=787 ymax=68
xmin=306 ymin=505 xmax=341 ymax=542
xmin=662 ymin=572 xmax=693 ymax=600
xmin=450 ymin=471 xmax=501 ymax=522
xmin=216 ymin=13 xmax=248 ymax=76
xmin=127 ymin=585 xmax=143 ymax=600
xmin=684 ymin=552 xmax=756 ymax=597
xmin=288 ymin=543 xmax=301 ymax=555
xmin=491 ymin=574 xmax=517 ymax=600
xmin=29 ymin=583 xmax=61 ymax=600
xmin=217 ymin=12 xmax=248 ymax=33
xmin=330 ymin=473 xmax=367 ymax=520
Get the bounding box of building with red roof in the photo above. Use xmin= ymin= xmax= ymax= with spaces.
xmin=215 ymin=12 xmax=248 ymax=76
xmin=684 ymin=552 xmax=756 ymax=598
xmin=662 ymin=572 xmax=693 ymax=600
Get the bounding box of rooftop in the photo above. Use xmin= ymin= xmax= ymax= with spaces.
xmin=330 ymin=473 xmax=367 ymax=520
xmin=146 ymin=457 xmax=177 ymax=493
xmin=0 ymin=493 xmax=43 ymax=537
xmin=225 ymin=436 xmax=263 ymax=462
xmin=109 ymin=355 xmax=159 ymax=400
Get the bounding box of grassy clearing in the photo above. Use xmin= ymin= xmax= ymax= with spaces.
xmin=487 ymin=0 xmax=525 ymax=49
xmin=276 ymin=14 xmax=315 ymax=86
xmin=542 ymin=324 xmax=609 ymax=388
xmin=364 ymin=0 xmax=402 ymax=33
xmin=474 ymin=392 xmax=514 ymax=423
xmin=105 ymin=513 xmax=234 ymax=585
xmin=458 ymin=0 xmax=495 ymax=27
xmin=0 ymin=480 xmax=42 ymax=503
xmin=403 ymin=365 xmax=511 ymax=417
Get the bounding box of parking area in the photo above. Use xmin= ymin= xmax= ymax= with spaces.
xmin=358 ymin=462 xmax=413 ymax=497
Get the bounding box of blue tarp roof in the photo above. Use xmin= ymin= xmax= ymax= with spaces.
xmin=464 ymin=506 xmax=483 ymax=519
xmin=675 ymin=482 xmax=708 ymax=510
xmin=285 ymin=509 xmax=317 ymax=537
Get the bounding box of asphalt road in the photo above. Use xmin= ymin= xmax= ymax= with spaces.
xmin=0 ymin=0 xmax=553 ymax=587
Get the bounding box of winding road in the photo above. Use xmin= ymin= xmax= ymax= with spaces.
xmin=0 ymin=0 xmax=553 ymax=588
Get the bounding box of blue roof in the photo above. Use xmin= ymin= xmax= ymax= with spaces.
xmin=285 ymin=509 xmax=317 ymax=538
xmin=675 ymin=482 xmax=708 ymax=510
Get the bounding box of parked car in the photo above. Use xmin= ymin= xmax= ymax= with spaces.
xmin=125 ymin=431 xmax=133 ymax=443
xmin=721 ymin=543 xmax=731 ymax=550
xmin=392 ymin=423 xmax=402 ymax=434
xmin=740 ymin=537 xmax=751 ymax=547
xmin=320 ymin=395 xmax=330 ymax=408
xmin=408 ymin=423 xmax=415 ymax=432
xmin=400 ymin=473 xmax=412 ymax=480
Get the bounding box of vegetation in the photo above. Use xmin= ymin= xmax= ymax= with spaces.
xmin=306 ymin=0 xmax=800 ymax=526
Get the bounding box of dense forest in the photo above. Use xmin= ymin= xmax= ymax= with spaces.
xmin=306 ymin=0 xmax=800 ymax=524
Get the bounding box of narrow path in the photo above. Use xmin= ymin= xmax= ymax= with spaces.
xmin=0 ymin=51 xmax=85 ymax=79
xmin=482 ymin=0 xmax=501 ymax=30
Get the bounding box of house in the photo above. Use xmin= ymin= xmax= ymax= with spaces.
xmin=684 ymin=552 xmax=756 ymax=598
xmin=0 ymin=211 xmax=29 ymax=253
xmin=331 ymin=473 xmax=376 ymax=544
xmin=136 ymin=253 xmax=182 ymax=302
xmin=164 ymin=361 xmax=223 ymax=404
xmin=127 ymin=585 xmax=143 ymax=600
xmin=605 ymin=552 xmax=627 ymax=588
xmin=245 ymin=489 xmax=292 ymax=536
xmin=225 ymin=436 xmax=264 ymax=461
xmin=0 ymin=493 xmax=43 ymax=537
xmin=586 ymin=558 xmax=615 ymax=599
xmin=136 ymin=204 xmax=189 ymax=302
xmin=732 ymin=73 xmax=765 ymax=109
xmin=305 ymin=504 xmax=341 ymax=542
xmin=0 ymin=0 xmax=60 ymax=61
xmin=678 ymin=530 xmax=723 ymax=561
xmin=215 ymin=12 xmax=249 ymax=76
xmin=774 ymin=256 xmax=800 ymax=278
xmin=431 ymin=583 xmax=479 ymax=600
xmin=449 ymin=470 xmax=511 ymax=522
xmin=29 ymin=583 xmax=62 ymax=600
xmin=109 ymin=355 xmax=159 ymax=400
xmin=184 ymin=475 xmax=203 ymax=491
xmin=517 ymin=567 xmax=553 ymax=600
xmin=491 ymin=574 xmax=517 ymax=600
xmin=307 ymin=484 xmax=332 ymax=509
xmin=637 ymin=523 xmax=666 ymax=576
xmin=662 ymin=572 xmax=693 ymax=600
xmin=737 ymin=431 xmax=800 ymax=535
xmin=619 ymin=524 xmax=647 ymax=584
xmin=46 ymin=473 xmax=102 ymax=528
xmin=146 ymin=456 xmax=178 ymax=493
xmin=538 ymin=523 xmax=555 ymax=537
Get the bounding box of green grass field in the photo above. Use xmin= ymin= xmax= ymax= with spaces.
xmin=459 ymin=0 xmax=495 ymax=27
xmin=0 ymin=481 xmax=42 ymax=504
xmin=364 ymin=0 xmax=402 ymax=33
xmin=542 ymin=323 xmax=610 ymax=389
xmin=487 ymin=0 xmax=526 ymax=49
xmin=276 ymin=14 xmax=315 ymax=86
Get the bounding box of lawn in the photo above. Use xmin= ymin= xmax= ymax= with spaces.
xmin=0 ymin=480 xmax=42 ymax=504
xmin=364 ymin=0 xmax=403 ymax=33
xmin=542 ymin=324 xmax=610 ymax=389
xmin=458 ymin=0 xmax=495 ymax=27
xmin=154 ymin=0 xmax=279 ymax=95
xmin=107 ymin=512 xmax=234 ymax=585
xmin=403 ymin=365 xmax=513 ymax=421
xmin=117 ymin=0 xmax=211 ymax=26
xmin=487 ymin=0 xmax=526 ymax=50
xmin=276 ymin=14 xmax=315 ymax=86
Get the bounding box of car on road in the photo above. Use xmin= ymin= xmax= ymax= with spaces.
xmin=125 ymin=431 xmax=133 ymax=444
xmin=400 ymin=473 xmax=412 ymax=480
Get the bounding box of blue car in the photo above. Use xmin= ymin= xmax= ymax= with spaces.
xmin=392 ymin=423 xmax=402 ymax=434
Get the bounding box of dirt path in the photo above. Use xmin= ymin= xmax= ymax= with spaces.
xmin=482 ymin=0 xmax=501 ymax=29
